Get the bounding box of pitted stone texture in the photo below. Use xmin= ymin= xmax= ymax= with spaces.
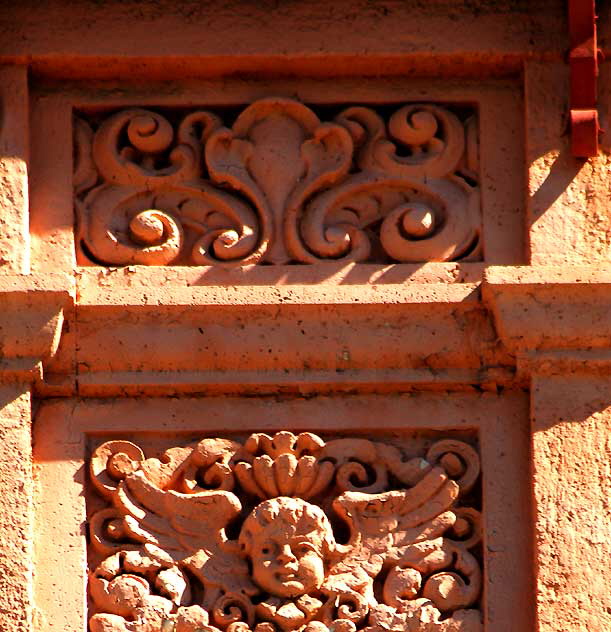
xmin=526 ymin=63 xmax=611 ymax=265
xmin=0 ymin=66 xmax=29 ymax=273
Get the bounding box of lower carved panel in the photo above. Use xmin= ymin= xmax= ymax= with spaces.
xmin=87 ymin=432 xmax=482 ymax=632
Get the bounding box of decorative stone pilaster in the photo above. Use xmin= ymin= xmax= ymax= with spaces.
xmin=0 ymin=275 xmax=71 ymax=632
xmin=0 ymin=387 xmax=33 ymax=632
xmin=483 ymin=264 xmax=611 ymax=631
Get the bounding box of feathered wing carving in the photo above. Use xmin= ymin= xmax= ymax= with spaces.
xmin=324 ymin=467 xmax=482 ymax=631
xmin=89 ymin=440 xmax=256 ymax=632
xmin=114 ymin=471 xmax=254 ymax=600
xmin=332 ymin=466 xmax=459 ymax=569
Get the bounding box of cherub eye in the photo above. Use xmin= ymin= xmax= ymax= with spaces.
xmin=261 ymin=546 xmax=271 ymax=555
xmin=295 ymin=543 xmax=315 ymax=555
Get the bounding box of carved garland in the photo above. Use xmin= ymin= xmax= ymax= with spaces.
xmin=74 ymin=99 xmax=480 ymax=266
xmin=88 ymin=432 xmax=483 ymax=632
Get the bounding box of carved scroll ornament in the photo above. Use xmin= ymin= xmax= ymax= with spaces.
xmin=88 ymin=432 xmax=483 ymax=632
xmin=74 ymin=99 xmax=480 ymax=266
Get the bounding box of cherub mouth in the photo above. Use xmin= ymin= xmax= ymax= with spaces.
xmin=276 ymin=571 xmax=299 ymax=581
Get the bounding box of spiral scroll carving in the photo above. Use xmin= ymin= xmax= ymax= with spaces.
xmin=88 ymin=432 xmax=482 ymax=632
xmin=75 ymin=100 xmax=480 ymax=266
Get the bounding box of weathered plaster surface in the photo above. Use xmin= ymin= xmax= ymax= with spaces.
xmin=0 ymin=66 xmax=29 ymax=273
xmin=532 ymin=377 xmax=611 ymax=631
xmin=0 ymin=388 xmax=33 ymax=632
xmin=526 ymin=63 xmax=611 ymax=265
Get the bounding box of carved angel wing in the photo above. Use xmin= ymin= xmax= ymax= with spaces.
xmin=113 ymin=469 xmax=254 ymax=598
xmin=331 ymin=466 xmax=458 ymax=576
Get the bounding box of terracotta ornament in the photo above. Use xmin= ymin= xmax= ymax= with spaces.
xmin=88 ymin=432 xmax=482 ymax=632
xmin=74 ymin=98 xmax=479 ymax=266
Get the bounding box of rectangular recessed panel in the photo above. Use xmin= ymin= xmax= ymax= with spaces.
xmin=33 ymin=393 xmax=532 ymax=632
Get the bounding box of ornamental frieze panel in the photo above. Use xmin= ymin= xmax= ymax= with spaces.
xmin=74 ymin=99 xmax=480 ymax=266
xmin=88 ymin=432 xmax=482 ymax=632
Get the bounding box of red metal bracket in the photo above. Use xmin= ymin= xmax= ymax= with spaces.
xmin=568 ymin=0 xmax=600 ymax=157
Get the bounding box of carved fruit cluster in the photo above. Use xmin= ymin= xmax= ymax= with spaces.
xmin=74 ymin=99 xmax=480 ymax=266
xmin=88 ymin=432 xmax=483 ymax=632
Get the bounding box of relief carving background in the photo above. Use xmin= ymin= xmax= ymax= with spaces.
xmin=74 ymin=99 xmax=480 ymax=266
xmin=88 ymin=432 xmax=482 ymax=632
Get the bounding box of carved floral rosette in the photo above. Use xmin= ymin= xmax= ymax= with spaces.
xmin=88 ymin=432 xmax=483 ymax=632
xmin=74 ymin=99 xmax=480 ymax=266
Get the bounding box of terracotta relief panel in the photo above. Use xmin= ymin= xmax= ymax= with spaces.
xmin=87 ymin=432 xmax=482 ymax=632
xmin=74 ymin=99 xmax=480 ymax=267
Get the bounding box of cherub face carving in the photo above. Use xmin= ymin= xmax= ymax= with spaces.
xmin=239 ymin=497 xmax=335 ymax=599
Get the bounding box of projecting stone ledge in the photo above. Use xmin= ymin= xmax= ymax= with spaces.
xmin=0 ymin=274 xmax=73 ymax=383
xmin=483 ymin=264 xmax=611 ymax=377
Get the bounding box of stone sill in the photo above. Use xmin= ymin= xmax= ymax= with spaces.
xmin=485 ymin=265 xmax=611 ymax=286
xmin=51 ymin=264 xmax=490 ymax=395
xmin=78 ymin=281 xmax=480 ymax=307
xmin=76 ymin=262 xmax=485 ymax=290
xmin=0 ymin=272 xmax=73 ymax=294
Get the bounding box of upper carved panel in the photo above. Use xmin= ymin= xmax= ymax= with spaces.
xmin=74 ymin=99 xmax=480 ymax=266
xmin=88 ymin=432 xmax=482 ymax=632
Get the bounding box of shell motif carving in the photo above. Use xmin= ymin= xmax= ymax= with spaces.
xmin=88 ymin=432 xmax=483 ymax=632
xmin=74 ymin=99 xmax=480 ymax=266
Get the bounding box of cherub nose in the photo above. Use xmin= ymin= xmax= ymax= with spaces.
xmin=277 ymin=544 xmax=297 ymax=565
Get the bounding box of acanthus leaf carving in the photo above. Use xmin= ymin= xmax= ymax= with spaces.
xmin=88 ymin=432 xmax=483 ymax=632
xmin=75 ymin=99 xmax=480 ymax=266
xmin=205 ymin=98 xmax=354 ymax=265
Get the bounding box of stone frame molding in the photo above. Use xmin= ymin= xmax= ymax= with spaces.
xmin=30 ymin=77 xmax=525 ymax=283
xmin=33 ymin=393 xmax=531 ymax=632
